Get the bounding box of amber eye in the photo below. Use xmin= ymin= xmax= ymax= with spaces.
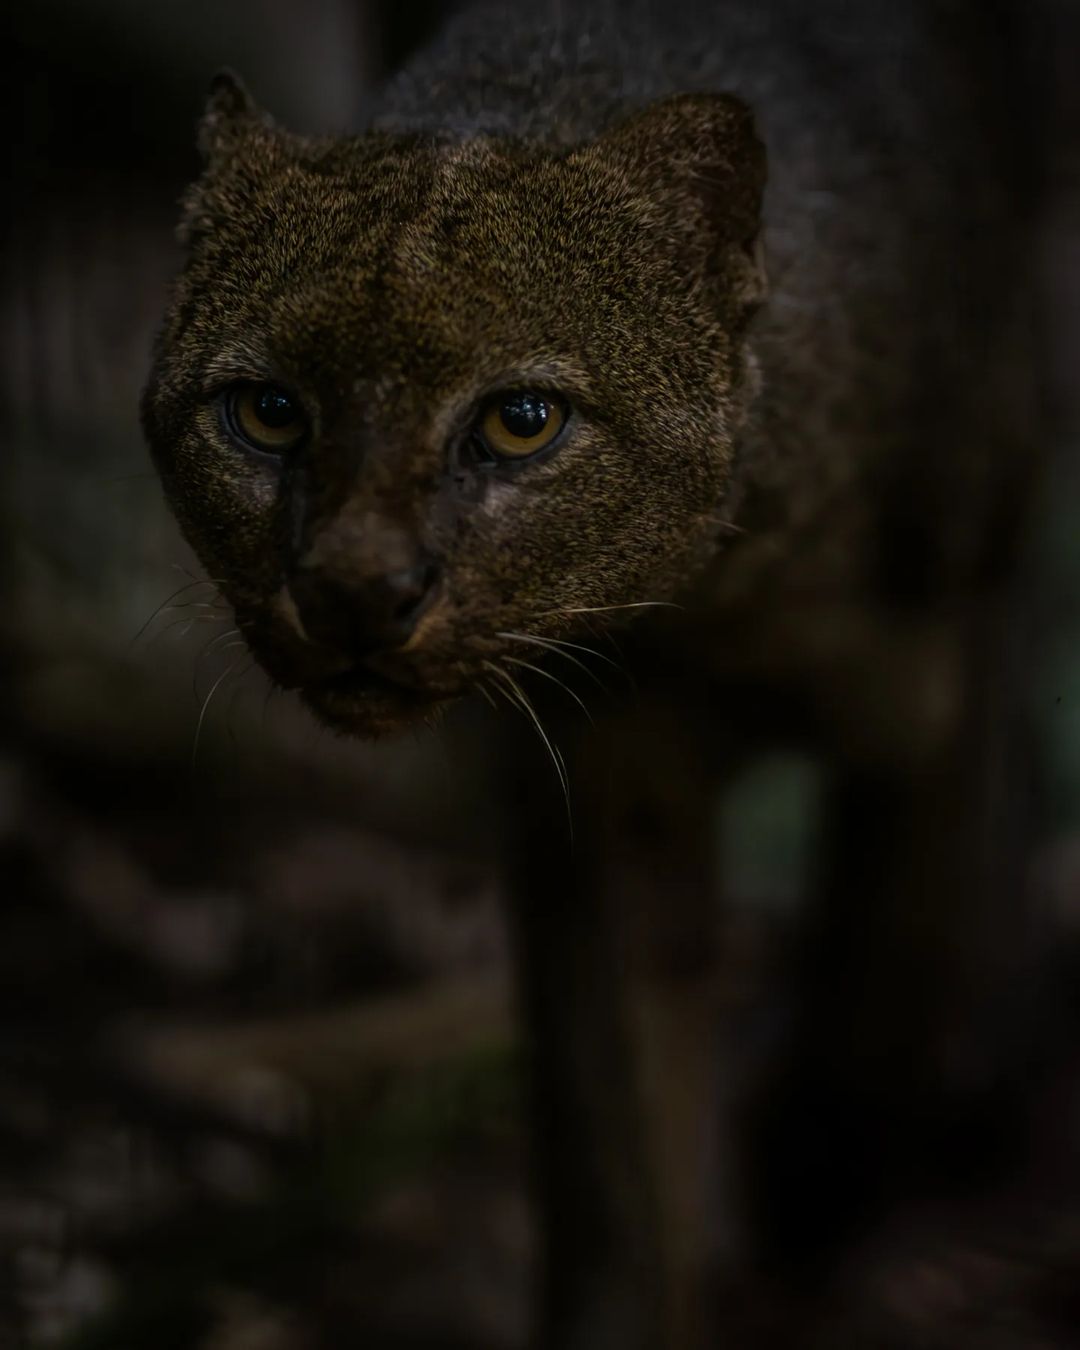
xmin=476 ymin=392 xmax=566 ymax=460
xmin=224 ymin=382 xmax=308 ymax=454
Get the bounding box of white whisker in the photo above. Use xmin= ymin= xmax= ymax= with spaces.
xmin=130 ymin=579 xmax=226 ymax=645
xmin=191 ymin=646 xmax=247 ymax=769
xmin=539 ymin=600 xmax=683 ymax=616
xmin=504 ymin=656 xmax=594 ymax=725
xmin=483 ymin=660 xmax=572 ymax=839
xmin=193 ymin=628 xmax=242 ymax=694
xmin=144 ymin=612 xmax=225 ymax=649
xmin=224 ymin=660 xmax=258 ymax=749
xmin=498 ymin=630 xmax=618 ymax=685
xmin=581 ymin=612 xmax=628 ymax=666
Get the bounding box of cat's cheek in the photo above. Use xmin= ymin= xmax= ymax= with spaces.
xmin=476 ymin=477 xmax=519 ymax=521
xmin=473 ymin=456 xmax=575 ymax=524
xmin=169 ymin=436 xmax=287 ymax=588
xmin=185 ymin=424 xmax=283 ymax=510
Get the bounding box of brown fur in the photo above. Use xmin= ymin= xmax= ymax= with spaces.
xmin=142 ymin=76 xmax=766 ymax=735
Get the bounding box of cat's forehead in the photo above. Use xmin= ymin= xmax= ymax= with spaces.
xmin=211 ymin=132 xmax=648 ymax=304
xmin=192 ymin=133 xmax=672 ymax=398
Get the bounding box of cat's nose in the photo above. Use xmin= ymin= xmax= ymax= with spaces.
xmin=288 ymin=559 xmax=441 ymax=657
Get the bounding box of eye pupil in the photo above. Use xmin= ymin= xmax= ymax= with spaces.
xmin=476 ymin=389 xmax=566 ymax=462
xmin=499 ymin=394 xmax=548 ymax=440
xmin=223 ymin=382 xmax=308 ymax=455
xmin=253 ymin=385 xmax=298 ymax=428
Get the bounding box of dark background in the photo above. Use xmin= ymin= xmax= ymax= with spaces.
xmin=2 ymin=2 xmax=1079 ymax=1347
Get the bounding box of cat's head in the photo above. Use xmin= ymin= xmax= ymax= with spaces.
xmin=142 ymin=73 xmax=765 ymax=735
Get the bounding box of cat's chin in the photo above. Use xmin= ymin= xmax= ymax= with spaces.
xmin=298 ymin=670 xmax=448 ymax=738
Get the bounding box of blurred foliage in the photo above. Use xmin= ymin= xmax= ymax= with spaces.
xmin=60 ymin=1046 xmax=522 ymax=1350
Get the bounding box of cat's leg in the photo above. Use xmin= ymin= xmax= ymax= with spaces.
xmin=502 ymin=690 xmax=728 ymax=1350
xmin=746 ymin=600 xmax=1038 ymax=1276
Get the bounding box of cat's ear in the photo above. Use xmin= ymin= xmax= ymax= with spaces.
xmin=603 ymin=93 xmax=765 ymax=244
xmin=599 ymin=93 xmax=768 ymax=315
xmin=180 ymin=72 xmax=284 ymax=245
xmin=196 ymin=69 xmax=275 ymax=165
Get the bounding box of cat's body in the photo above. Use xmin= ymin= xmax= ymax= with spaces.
xmin=143 ymin=3 xmax=1044 ymax=1347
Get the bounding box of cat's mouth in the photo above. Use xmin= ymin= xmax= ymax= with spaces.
xmin=299 ymin=663 xmax=446 ymax=735
xmin=236 ymin=589 xmax=476 ymax=735
xmin=235 ymin=613 xmax=445 ymax=735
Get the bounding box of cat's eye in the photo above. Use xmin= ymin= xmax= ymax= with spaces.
xmin=475 ymin=392 xmax=566 ymax=461
xmin=223 ymin=382 xmax=308 ymax=454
